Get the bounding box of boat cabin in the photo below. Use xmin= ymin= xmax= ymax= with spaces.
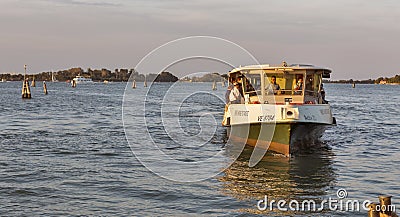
xmin=228 ymin=63 xmax=331 ymax=105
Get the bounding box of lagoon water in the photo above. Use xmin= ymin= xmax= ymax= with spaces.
xmin=0 ymin=81 xmax=399 ymax=216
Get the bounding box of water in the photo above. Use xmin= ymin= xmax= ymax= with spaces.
xmin=0 ymin=82 xmax=399 ymax=216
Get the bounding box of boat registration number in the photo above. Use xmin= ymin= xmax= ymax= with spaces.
xmin=257 ymin=115 xmax=275 ymax=122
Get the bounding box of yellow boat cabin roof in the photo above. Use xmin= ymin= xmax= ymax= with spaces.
xmin=229 ymin=62 xmax=332 ymax=78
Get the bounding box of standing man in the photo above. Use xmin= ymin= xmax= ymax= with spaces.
xmin=225 ymin=84 xmax=233 ymax=104
xmin=229 ymin=82 xmax=242 ymax=104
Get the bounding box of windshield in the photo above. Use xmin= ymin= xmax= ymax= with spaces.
xmin=264 ymin=73 xmax=304 ymax=95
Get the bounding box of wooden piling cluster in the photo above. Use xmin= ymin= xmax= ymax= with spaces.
xmin=21 ymin=65 xmax=31 ymax=99
xmin=368 ymin=195 xmax=398 ymax=217
xmin=21 ymin=65 xmax=52 ymax=98
xmin=21 ymin=79 xmax=31 ymax=98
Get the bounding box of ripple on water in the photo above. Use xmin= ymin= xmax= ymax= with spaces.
xmin=0 ymin=82 xmax=398 ymax=216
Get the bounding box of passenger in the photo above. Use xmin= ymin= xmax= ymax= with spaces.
xmin=294 ymin=77 xmax=303 ymax=95
xmin=265 ymin=76 xmax=280 ymax=95
xmin=236 ymin=76 xmax=244 ymax=97
xmin=225 ymin=84 xmax=233 ymax=104
xmin=320 ymin=83 xmax=326 ymax=103
xmin=229 ymin=82 xmax=243 ymax=104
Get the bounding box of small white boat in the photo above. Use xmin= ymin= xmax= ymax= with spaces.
xmin=73 ymin=75 xmax=93 ymax=84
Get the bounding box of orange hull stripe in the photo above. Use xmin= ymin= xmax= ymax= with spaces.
xmin=230 ymin=135 xmax=290 ymax=156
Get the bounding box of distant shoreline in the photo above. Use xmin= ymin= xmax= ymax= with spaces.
xmin=1 ymin=68 xmax=399 ymax=85
xmin=324 ymin=75 xmax=399 ymax=85
xmin=0 ymin=68 xmax=178 ymax=83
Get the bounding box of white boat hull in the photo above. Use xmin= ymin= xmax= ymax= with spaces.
xmin=223 ymin=104 xmax=335 ymax=156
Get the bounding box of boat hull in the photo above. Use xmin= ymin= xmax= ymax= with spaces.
xmin=74 ymin=80 xmax=93 ymax=84
xmin=227 ymin=122 xmax=329 ymax=156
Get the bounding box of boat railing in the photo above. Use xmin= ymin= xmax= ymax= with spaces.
xmin=274 ymin=89 xmax=303 ymax=95
xmin=246 ymin=89 xmax=303 ymax=96
xmin=246 ymin=90 xmax=322 ymax=105
xmin=305 ymin=90 xmax=318 ymax=97
xmin=245 ymin=90 xmax=261 ymax=96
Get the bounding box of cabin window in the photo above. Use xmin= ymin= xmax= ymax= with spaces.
xmin=243 ymin=74 xmax=261 ymax=96
xmin=305 ymin=74 xmax=314 ymax=94
xmin=304 ymin=73 xmax=321 ymax=96
xmin=264 ymin=73 xmax=304 ymax=95
xmin=314 ymin=73 xmax=321 ymax=92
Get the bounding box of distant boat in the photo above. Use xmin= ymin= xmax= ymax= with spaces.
xmin=212 ymin=81 xmax=217 ymax=90
xmin=104 ymin=80 xmax=109 ymax=84
xmin=352 ymin=83 xmax=356 ymax=88
xmin=132 ymin=80 xmax=136 ymax=89
xmin=73 ymin=75 xmax=93 ymax=84
xmin=1 ymin=78 xmax=6 ymax=82
xmin=144 ymin=76 xmax=148 ymax=87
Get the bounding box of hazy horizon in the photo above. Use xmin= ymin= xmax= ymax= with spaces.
xmin=1 ymin=0 xmax=399 ymax=80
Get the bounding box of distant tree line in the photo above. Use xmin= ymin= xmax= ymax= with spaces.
xmin=181 ymin=73 xmax=224 ymax=82
xmin=2 ymin=68 xmax=397 ymax=84
xmin=0 ymin=67 xmax=179 ymax=82
xmin=323 ymin=74 xmax=399 ymax=84
xmin=323 ymin=79 xmax=375 ymax=84
xmin=375 ymin=75 xmax=400 ymax=84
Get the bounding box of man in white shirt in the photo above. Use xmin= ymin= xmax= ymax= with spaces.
xmin=229 ymin=82 xmax=242 ymax=104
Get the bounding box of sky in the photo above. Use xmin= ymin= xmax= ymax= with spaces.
xmin=0 ymin=0 xmax=399 ymax=80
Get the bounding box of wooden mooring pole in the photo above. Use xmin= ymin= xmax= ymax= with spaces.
xmin=43 ymin=81 xmax=48 ymax=95
xmin=368 ymin=195 xmax=398 ymax=217
xmin=22 ymin=64 xmax=31 ymax=99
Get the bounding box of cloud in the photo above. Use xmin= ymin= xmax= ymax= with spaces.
xmin=44 ymin=0 xmax=121 ymax=7
xmin=0 ymin=0 xmax=399 ymax=79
